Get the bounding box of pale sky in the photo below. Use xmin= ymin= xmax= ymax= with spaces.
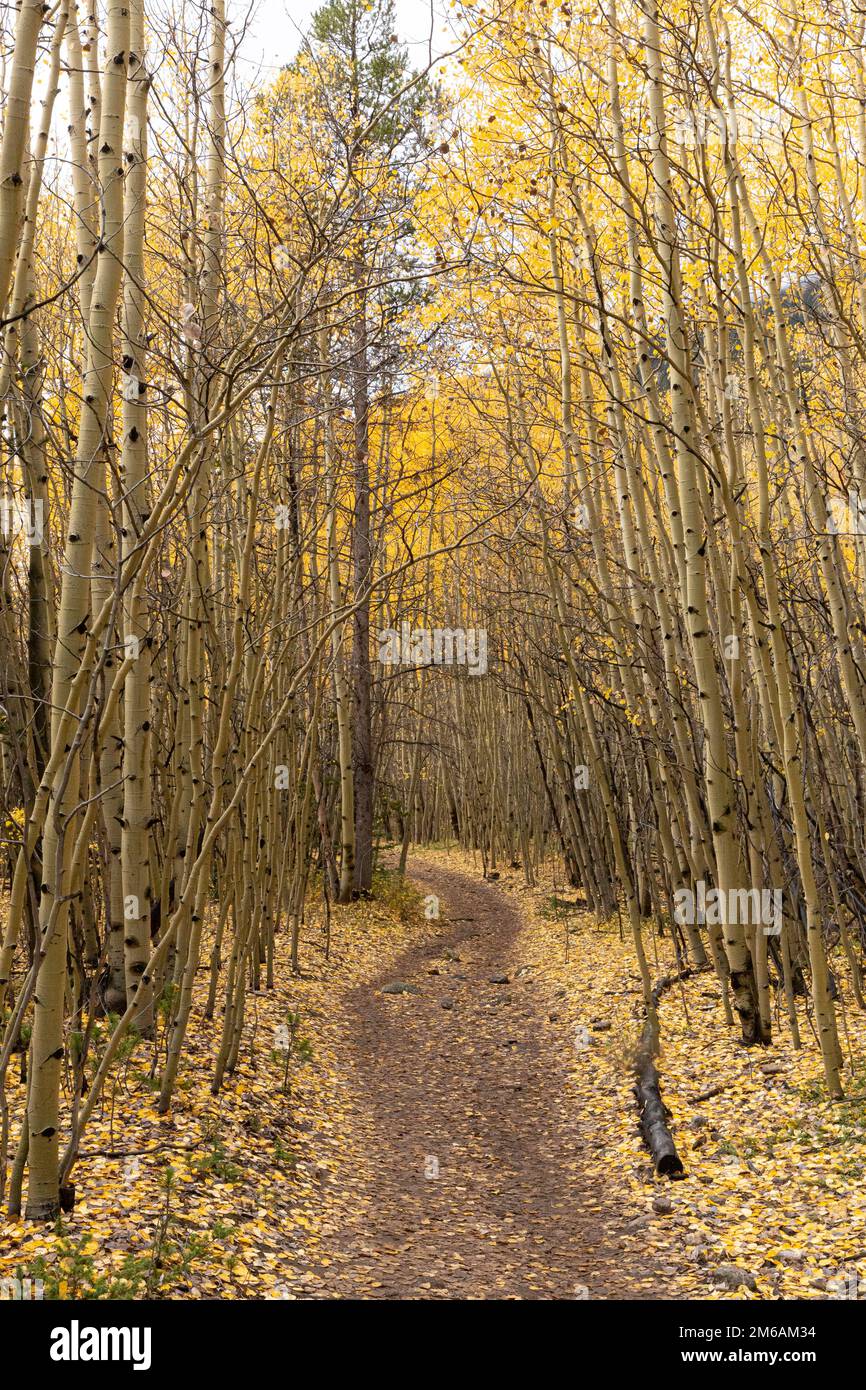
xmin=31 ymin=1 xmax=455 ymax=153
xmin=236 ymin=0 xmax=451 ymax=77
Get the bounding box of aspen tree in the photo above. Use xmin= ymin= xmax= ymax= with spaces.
xmin=639 ymin=0 xmax=762 ymax=1041
xmin=119 ymin=0 xmax=153 ymax=1027
xmin=0 ymin=0 xmax=44 ymax=314
xmin=321 ymin=326 xmax=356 ymax=903
xmin=26 ymin=0 xmax=131 ymax=1219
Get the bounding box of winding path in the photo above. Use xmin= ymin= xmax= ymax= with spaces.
xmin=307 ymin=858 xmax=667 ymax=1299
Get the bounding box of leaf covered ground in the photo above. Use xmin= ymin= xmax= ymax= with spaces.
xmin=469 ymin=851 xmax=866 ymax=1301
xmin=0 ymin=871 xmax=432 ymax=1299
xmin=1 ymin=849 xmax=864 ymax=1299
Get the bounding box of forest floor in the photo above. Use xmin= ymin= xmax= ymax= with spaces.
xmin=297 ymin=857 xmax=666 ymax=1299
xmin=2 ymin=847 xmax=866 ymax=1299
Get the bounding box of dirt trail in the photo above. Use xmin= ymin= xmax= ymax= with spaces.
xmin=306 ymin=858 xmax=668 ymax=1299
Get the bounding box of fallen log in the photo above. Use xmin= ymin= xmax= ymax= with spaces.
xmin=633 ymin=964 xmax=708 ymax=1177
xmin=635 ymin=1052 xmax=684 ymax=1177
